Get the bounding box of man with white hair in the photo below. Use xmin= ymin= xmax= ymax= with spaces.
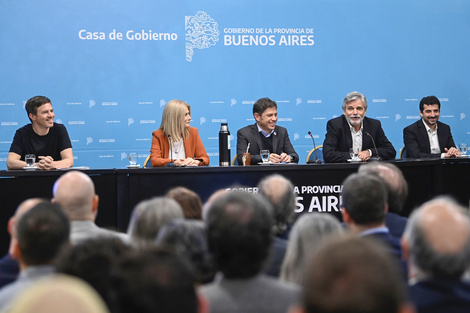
xmin=402 ymin=196 xmax=470 ymax=312
xmin=53 ymin=171 xmax=128 ymax=244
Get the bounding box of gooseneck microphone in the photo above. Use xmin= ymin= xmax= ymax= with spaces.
xmin=307 ymin=131 xmax=322 ymax=164
xmin=167 ymin=134 xmax=177 ymax=167
xmin=366 ymin=132 xmax=382 ymax=161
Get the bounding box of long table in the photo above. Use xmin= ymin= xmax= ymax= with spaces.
xmin=1 ymin=159 xmax=469 ymax=255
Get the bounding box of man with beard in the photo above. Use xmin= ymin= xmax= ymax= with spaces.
xmin=323 ymin=91 xmax=396 ymax=163
xmin=403 ymin=95 xmax=460 ymax=159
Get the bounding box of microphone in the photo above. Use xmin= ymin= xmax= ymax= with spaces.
xmin=366 ymin=132 xmax=382 ymax=161
xmin=307 ymin=131 xmax=322 ymax=164
xmin=167 ymin=134 xmax=177 ymax=167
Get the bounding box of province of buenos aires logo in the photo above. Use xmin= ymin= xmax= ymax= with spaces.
xmin=185 ymin=11 xmax=219 ymax=62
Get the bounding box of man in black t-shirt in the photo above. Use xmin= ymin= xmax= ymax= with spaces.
xmin=7 ymin=96 xmax=73 ymax=170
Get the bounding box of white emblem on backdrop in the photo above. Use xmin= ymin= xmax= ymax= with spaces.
xmin=89 ymin=100 xmax=95 ymax=108
xmin=395 ymin=114 xmax=401 ymax=122
xmin=231 ymin=99 xmax=237 ymax=106
xmin=294 ymin=133 xmax=299 ymax=141
xmin=56 ymin=119 xmax=63 ymax=124
xmin=296 ymin=98 xmax=302 ymax=106
xmin=121 ymin=152 xmax=127 ymax=161
xmin=86 ymin=137 xmax=93 ymax=145
xmin=185 ymin=11 xmax=220 ymax=62
xmin=160 ymin=99 xmax=166 ymax=107
xmin=461 ymin=113 xmax=466 ymax=120
xmin=200 ymin=117 xmax=206 ymax=125
xmin=128 ymin=118 xmax=134 ymax=126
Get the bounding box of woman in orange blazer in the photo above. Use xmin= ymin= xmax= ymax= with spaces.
xmin=150 ymin=100 xmax=210 ymax=167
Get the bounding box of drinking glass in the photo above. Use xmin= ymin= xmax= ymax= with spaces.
xmin=349 ymin=148 xmax=359 ymax=160
xmin=260 ymin=150 xmax=270 ymax=163
xmin=25 ymin=154 xmax=35 ymax=167
xmin=459 ymin=143 xmax=468 ymax=155
xmin=128 ymin=153 xmax=138 ymax=166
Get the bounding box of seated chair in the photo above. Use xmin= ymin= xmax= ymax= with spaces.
xmin=306 ymin=145 xmax=323 ymax=164
xmin=399 ymin=147 xmax=407 ymax=159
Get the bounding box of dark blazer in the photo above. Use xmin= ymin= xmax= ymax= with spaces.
xmin=323 ymin=115 xmax=396 ymax=163
xmin=236 ymin=124 xmax=299 ymax=165
xmin=403 ymin=120 xmax=456 ymax=159
xmin=410 ymin=279 xmax=470 ymax=313
xmin=364 ymin=231 xmax=408 ymax=281
xmin=385 ymin=212 xmax=408 ymax=239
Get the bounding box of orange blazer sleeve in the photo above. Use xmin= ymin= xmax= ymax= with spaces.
xmin=150 ymin=127 xmax=209 ymax=167
xmin=150 ymin=129 xmax=171 ymax=167
xmin=184 ymin=127 xmax=210 ymax=166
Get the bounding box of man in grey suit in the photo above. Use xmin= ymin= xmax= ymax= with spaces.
xmin=403 ymin=95 xmax=460 ymax=159
xmin=52 ymin=171 xmax=129 ymax=244
xmin=236 ymin=97 xmax=298 ymax=165
xmin=200 ymin=191 xmax=300 ymax=313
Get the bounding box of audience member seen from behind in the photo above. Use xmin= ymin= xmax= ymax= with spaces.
xmin=289 ymin=236 xmax=415 ymax=313
xmin=358 ymin=161 xmax=409 ymax=238
xmin=322 ymin=91 xmax=396 ymax=163
xmin=150 ymin=99 xmax=209 ymax=167
xmin=236 ymin=97 xmax=299 ymax=165
xmin=403 ymin=96 xmax=460 ymax=159
xmin=127 ymin=196 xmax=183 ymax=249
xmin=56 ymin=237 xmax=132 ymax=309
xmin=7 ymin=95 xmax=74 ymax=170
xmin=281 ymin=213 xmax=344 ymax=285
xmin=0 ymin=202 xmax=70 ymax=312
xmin=8 ymin=274 xmax=110 ymax=313
xmin=257 ymin=174 xmax=296 ymax=277
xmin=166 ymin=186 xmax=203 ymax=219
xmin=156 ymin=218 xmax=215 ymax=284
xmin=110 ymin=247 xmax=206 ymax=313
xmin=341 ymin=173 xmax=406 ymax=279
xmin=0 ymin=198 xmax=48 ymax=289
xmin=52 ymin=171 xmax=129 ymax=244
xmin=200 ymin=191 xmax=300 ymax=313
xmin=402 ymin=196 xmax=470 ymax=313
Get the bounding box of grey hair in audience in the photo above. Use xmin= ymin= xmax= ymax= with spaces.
xmin=258 ymin=174 xmax=296 ymax=236
xmin=156 ymin=218 xmax=215 ymax=284
xmin=358 ymin=161 xmax=408 ymax=214
xmin=403 ymin=196 xmax=470 ymax=279
xmin=280 ymin=213 xmax=344 ymax=284
xmin=127 ymin=197 xmax=183 ymax=249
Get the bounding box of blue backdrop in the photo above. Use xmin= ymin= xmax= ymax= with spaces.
xmin=1 ymin=0 xmax=469 ymax=169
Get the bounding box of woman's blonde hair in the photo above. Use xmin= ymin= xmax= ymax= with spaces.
xmin=159 ymin=99 xmax=191 ymax=142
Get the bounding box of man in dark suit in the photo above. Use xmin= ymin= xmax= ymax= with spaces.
xmin=402 ymin=197 xmax=470 ymax=313
xmin=323 ymin=91 xmax=396 ymax=163
xmin=341 ymin=173 xmax=407 ymax=280
xmin=236 ymin=97 xmax=298 ymax=165
xmin=403 ymin=95 xmax=460 ymax=159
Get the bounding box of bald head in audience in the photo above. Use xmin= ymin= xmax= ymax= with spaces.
xmin=53 ymin=171 xmax=98 ymax=221
xmin=53 ymin=171 xmax=129 ymax=244
xmin=402 ymin=196 xmax=470 ymax=280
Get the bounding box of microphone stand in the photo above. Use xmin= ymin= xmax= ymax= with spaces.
xmin=366 ymin=132 xmax=382 ymax=161
xmin=167 ymin=134 xmax=177 ymax=167
xmin=307 ymin=131 xmax=322 ymax=164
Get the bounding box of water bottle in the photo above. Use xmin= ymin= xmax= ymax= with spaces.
xmin=219 ymin=123 xmax=231 ymax=166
